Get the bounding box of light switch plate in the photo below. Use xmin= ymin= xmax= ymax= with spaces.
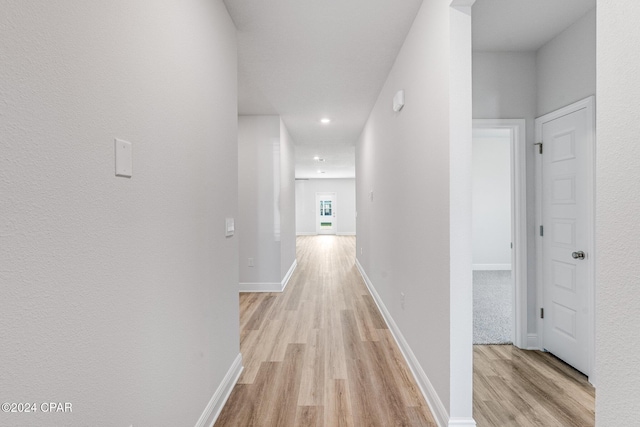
xmin=225 ymin=218 xmax=235 ymax=237
xmin=115 ymin=138 xmax=132 ymax=177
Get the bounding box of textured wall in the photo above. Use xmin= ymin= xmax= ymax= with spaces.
xmin=537 ymin=8 xmax=596 ymax=117
xmin=0 ymin=1 xmax=240 ymax=426
xmin=596 ymin=0 xmax=640 ymax=424
xmin=473 ymin=51 xmax=537 ymax=124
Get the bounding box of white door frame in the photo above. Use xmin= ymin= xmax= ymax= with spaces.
xmin=315 ymin=192 xmax=337 ymax=235
xmin=534 ymin=96 xmax=596 ymax=383
xmin=473 ymin=119 xmax=528 ymax=349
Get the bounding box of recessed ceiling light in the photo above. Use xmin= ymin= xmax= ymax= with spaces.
xmin=317 ymin=170 xmax=325 ymax=174
xmin=320 ymin=118 xmax=331 ymax=124
xmin=313 ymin=156 xmax=320 ymax=160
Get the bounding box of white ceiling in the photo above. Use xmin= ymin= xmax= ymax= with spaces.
xmin=224 ymin=0 xmax=596 ymax=179
xmin=473 ymin=0 xmax=595 ymax=51
xmin=294 ymin=144 xmax=355 ymax=179
xmin=224 ymin=0 xmax=423 ymax=178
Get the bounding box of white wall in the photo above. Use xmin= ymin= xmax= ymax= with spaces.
xmin=0 ymin=2 xmax=239 ymax=426
xmin=537 ymin=8 xmax=596 ymax=117
xmin=472 ymin=130 xmax=512 ymax=269
xmin=596 ymin=1 xmax=640 ymax=424
xmin=295 ymin=178 xmax=356 ymax=235
xmin=356 ymin=0 xmax=474 ymax=423
xmin=238 ymin=115 xmax=296 ymax=290
xmin=238 ymin=116 xmax=282 ymax=285
xmin=472 ymin=51 xmax=538 ymax=331
xmin=473 ymin=51 xmax=537 ymax=126
xmin=279 ymin=119 xmax=297 ymax=279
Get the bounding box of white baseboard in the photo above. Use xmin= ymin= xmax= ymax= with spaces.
xmin=194 ymin=353 xmax=243 ymax=427
xmin=297 ymin=232 xmax=356 ymax=236
xmin=448 ymin=418 xmax=477 ymax=426
xmin=239 ymin=260 xmax=297 ymax=293
xmin=472 ymin=264 xmax=511 ymax=271
xmin=355 ymin=259 xmax=451 ymax=427
xmin=526 ymin=333 xmax=539 ymax=350
xmin=281 ymin=259 xmax=297 ymax=292
xmin=239 ymin=282 xmax=282 ymax=292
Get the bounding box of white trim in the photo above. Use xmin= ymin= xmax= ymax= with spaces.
xmin=448 ymin=419 xmax=478 ymax=427
xmin=535 ymin=115 xmax=543 ymax=358
xmin=449 ymin=5 xmax=474 ymax=422
xmin=534 ymin=96 xmax=595 ymax=383
xmin=280 ymin=259 xmax=297 ymax=292
xmin=239 ymin=282 xmax=282 ymax=293
xmin=297 ymin=232 xmax=355 ymax=237
xmin=356 ymin=259 xmax=450 ymax=427
xmin=472 ymin=264 xmax=511 ymax=271
xmin=526 ymin=333 xmax=540 ymax=350
xmin=194 ymin=353 xmax=243 ymax=427
xmin=240 ymin=260 xmax=297 ymax=293
xmin=473 ymin=119 xmax=528 ymax=350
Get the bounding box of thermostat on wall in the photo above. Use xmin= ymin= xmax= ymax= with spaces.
xmin=393 ymin=90 xmax=405 ymax=112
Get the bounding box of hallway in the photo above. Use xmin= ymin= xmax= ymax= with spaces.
xmin=215 ymin=236 xmax=437 ymax=426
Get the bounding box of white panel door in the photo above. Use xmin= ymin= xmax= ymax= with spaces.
xmin=316 ymin=193 xmax=336 ymax=235
xmin=540 ymin=106 xmax=591 ymax=375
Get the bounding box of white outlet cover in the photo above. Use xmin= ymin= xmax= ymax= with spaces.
xmin=115 ymin=138 xmax=132 ymax=178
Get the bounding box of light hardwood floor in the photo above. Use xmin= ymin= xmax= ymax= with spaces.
xmin=215 ymin=235 xmax=437 ymax=427
xmin=474 ymin=345 xmax=595 ymax=426
xmin=215 ymin=235 xmax=596 ymax=426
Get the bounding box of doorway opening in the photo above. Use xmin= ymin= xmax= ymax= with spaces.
xmin=472 ymin=119 xmax=528 ymax=348
xmin=316 ymin=192 xmax=337 ymax=235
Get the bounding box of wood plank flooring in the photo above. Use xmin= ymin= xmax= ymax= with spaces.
xmin=215 ymin=235 xmax=437 ymax=427
xmin=215 ymin=235 xmax=596 ymax=426
xmin=473 ymin=345 xmax=595 ymax=427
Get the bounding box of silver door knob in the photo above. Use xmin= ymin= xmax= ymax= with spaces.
xmin=572 ymin=251 xmax=586 ymax=260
